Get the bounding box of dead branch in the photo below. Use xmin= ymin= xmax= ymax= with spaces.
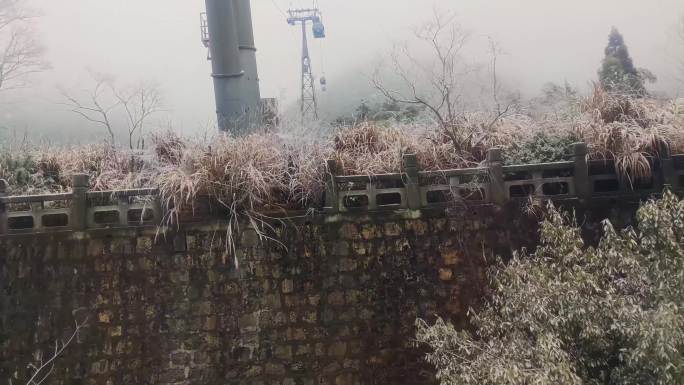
xmin=0 ymin=0 xmax=32 ymax=32
xmin=372 ymin=9 xmax=482 ymax=154
xmin=60 ymin=73 xmax=119 ymax=145
xmin=24 ymin=309 xmax=89 ymax=385
xmin=0 ymin=0 xmax=46 ymax=91
xmin=113 ymin=83 xmax=163 ymax=150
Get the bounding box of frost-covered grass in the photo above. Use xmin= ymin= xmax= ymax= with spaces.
xmin=2 ymin=85 xmax=683 ymax=214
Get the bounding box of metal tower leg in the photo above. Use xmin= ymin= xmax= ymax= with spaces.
xmin=300 ymin=22 xmax=318 ymax=122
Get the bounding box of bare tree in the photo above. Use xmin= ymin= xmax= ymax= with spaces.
xmin=372 ymin=10 xmax=513 ymax=154
xmin=373 ymin=11 xmax=469 ymax=132
xmin=60 ymin=73 xmax=118 ymax=145
xmin=114 ymin=82 xmax=163 ymax=150
xmin=486 ymin=37 xmax=514 ymax=118
xmin=20 ymin=310 xmax=89 ymax=385
xmin=0 ymin=0 xmax=47 ymax=91
xmin=61 ymin=73 xmax=162 ymax=148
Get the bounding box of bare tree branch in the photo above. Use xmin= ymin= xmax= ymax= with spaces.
xmin=0 ymin=0 xmax=46 ymax=91
xmin=113 ymin=82 xmax=163 ymax=150
xmin=0 ymin=0 xmax=32 ymax=31
xmin=24 ymin=309 xmax=89 ymax=385
xmin=61 ymin=73 xmax=164 ymax=147
xmin=60 ymin=73 xmax=119 ymax=145
xmin=372 ymin=9 xmax=471 ymax=150
xmin=373 ymin=10 xmax=518 ymax=159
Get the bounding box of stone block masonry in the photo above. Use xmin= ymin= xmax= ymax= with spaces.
xmin=0 ymin=201 xmax=637 ymax=385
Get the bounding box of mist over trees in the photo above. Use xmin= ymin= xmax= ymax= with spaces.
xmin=0 ymin=0 xmax=46 ymax=92
xmin=60 ymin=72 xmax=163 ymax=149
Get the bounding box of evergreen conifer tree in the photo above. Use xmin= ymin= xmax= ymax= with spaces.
xmin=599 ymin=28 xmax=651 ymax=95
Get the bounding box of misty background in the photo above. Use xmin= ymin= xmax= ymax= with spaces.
xmin=1 ymin=0 xmax=683 ymax=143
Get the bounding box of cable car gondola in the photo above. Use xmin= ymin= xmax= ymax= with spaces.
xmin=312 ymin=17 xmax=326 ymax=38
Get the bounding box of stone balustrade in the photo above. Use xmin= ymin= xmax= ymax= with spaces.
xmin=1 ymin=142 xmax=682 ymax=236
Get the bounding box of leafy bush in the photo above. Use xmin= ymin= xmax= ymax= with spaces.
xmin=503 ymin=132 xmax=579 ymax=165
xmin=0 ymin=153 xmax=38 ymax=188
xmin=417 ymin=191 xmax=684 ymax=385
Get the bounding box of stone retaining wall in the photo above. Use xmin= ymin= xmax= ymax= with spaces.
xmin=0 ymin=201 xmax=638 ymax=385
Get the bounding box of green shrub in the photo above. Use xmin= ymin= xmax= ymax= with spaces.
xmin=417 ymin=191 xmax=684 ymax=385
xmin=0 ymin=153 xmax=37 ymax=186
xmin=503 ymin=132 xmax=579 ymax=165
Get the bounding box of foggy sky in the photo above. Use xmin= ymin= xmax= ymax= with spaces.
xmin=1 ymin=0 xmax=683 ymax=141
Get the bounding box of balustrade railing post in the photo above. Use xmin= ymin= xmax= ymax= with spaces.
xmin=403 ymin=154 xmax=421 ymax=210
xmin=0 ymin=179 xmax=7 ymax=235
xmin=573 ymin=142 xmax=591 ymax=201
xmin=152 ymin=194 xmax=163 ymax=225
xmin=660 ymin=144 xmax=677 ymax=190
xmin=71 ymin=174 xmax=89 ymax=231
xmin=487 ymin=148 xmax=507 ymax=206
xmin=325 ymin=159 xmax=339 ymax=213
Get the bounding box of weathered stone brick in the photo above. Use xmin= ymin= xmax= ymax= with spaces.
xmin=170 ymin=351 xmax=192 ymax=366
xmin=337 ymin=309 xmax=357 ymax=323
xmin=315 ymin=342 xmax=326 ymax=357
xmin=439 ymin=268 xmax=454 ymax=281
xmin=327 ymin=291 xmax=345 ymax=306
xmin=275 ymin=345 xmax=293 ymax=360
xmin=335 ymin=373 xmax=355 ymax=385
xmin=136 ymin=236 xmax=154 ymax=253
xmin=383 ymin=222 xmax=402 ymax=237
xmin=295 ymin=344 xmax=313 ymax=356
xmin=240 ymin=229 xmax=259 ymax=246
xmin=351 ymin=241 xmax=367 ymax=255
xmin=99 ymin=310 xmax=113 ymax=324
xmin=322 ymin=362 xmax=341 ymax=374
xmin=441 ymin=249 xmax=462 ymax=266
xmin=286 ymin=327 xmax=307 ymax=341
xmin=282 ymin=279 xmax=294 ymax=294
xmin=244 ymin=365 xmax=263 ymax=378
xmin=109 ymin=326 xmax=122 ymax=337
xmin=329 ymin=342 xmax=347 ymax=358
xmin=338 ymin=223 xmax=359 ymax=240
xmin=303 ymin=311 xmax=317 ymax=324
xmin=339 ymin=258 xmax=357 ymax=272
xmin=331 ymin=241 xmax=350 ymax=256
xmin=405 ymin=220 xmax=428 ymax=235
xmin=340 ymin=275 xmax=356 ymax=289
xmin=265 ymin=362 xmax=286 ymax=376
xmin=360 ymin=224 xmax=381 ymax=240
xmin=308 ymin=294 xmax=321 ymax=306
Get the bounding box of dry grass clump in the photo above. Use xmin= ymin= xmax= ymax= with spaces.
xmin=2 ymin=84 xmax=683 ymax=205
xmin=576 ymin=84 xmax=683 ymax=181
xmin=150 ymin=133 xmax=328 ymax=262
xmin=151 ymin=132 xmax=330 ymax=224
xmin=331 ymin=122 xmax=475 ymax=175
xmin=49 ymin=145 xmax=153 ymax=191
xmin=332 ymin=122 xmax=409 ymax=175
xmin=581 ymin=83 xmax=650 ymax=126
xmin=0 ymin=143 xmax=153 ymax=194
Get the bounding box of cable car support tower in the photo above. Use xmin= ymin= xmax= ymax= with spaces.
xmin=287 ymin=8 xmax=326 ymax=122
